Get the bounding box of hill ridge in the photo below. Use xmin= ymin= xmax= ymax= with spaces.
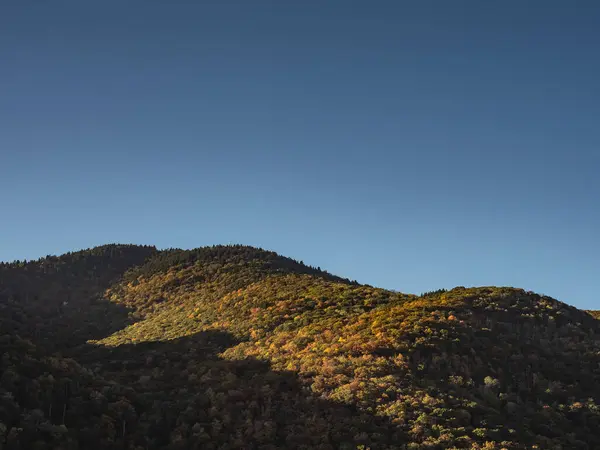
xmin=0 ymin=243 xmax=599 ymax=449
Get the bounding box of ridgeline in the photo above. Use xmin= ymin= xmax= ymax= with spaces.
xmin=1 ymin=244 xmax=599 ymax=449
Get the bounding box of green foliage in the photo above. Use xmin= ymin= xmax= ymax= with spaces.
xmin=120 ymin=244 xmax=353 ymax=285
xmin=420 ymin=288 xmax=448 ymax=297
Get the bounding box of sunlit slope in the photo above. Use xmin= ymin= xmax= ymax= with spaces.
xmin=93 ymin=250 xmax=600 ymax=449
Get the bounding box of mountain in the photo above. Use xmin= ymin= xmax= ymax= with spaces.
xmin=0 ymin=244 xmax=599 ymax=449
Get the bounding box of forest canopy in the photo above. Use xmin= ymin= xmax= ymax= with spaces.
xmin=1 ymin=244 xmax=599 ymax=449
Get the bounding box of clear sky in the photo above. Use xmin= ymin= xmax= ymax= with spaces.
xmin=1 ymin=1 xmax=598 ymax=308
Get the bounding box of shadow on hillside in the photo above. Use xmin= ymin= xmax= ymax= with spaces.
xmin=416 ymin=297 xmax=600 ymax=396
xmin=72 ymin=329 xmax=406 ymax=450
xmin=0 ymin=252 xmax=156 ymax=351
xmin=0 ymin=288 xmax=141 ymax=354
xmin=398 ymin=293 xmax=600 ymax=443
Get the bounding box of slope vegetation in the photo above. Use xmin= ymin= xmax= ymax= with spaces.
xmin=1 ymin=244 xmax=599 ymax=449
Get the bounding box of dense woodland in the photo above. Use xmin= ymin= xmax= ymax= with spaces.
xmin=0 ymin=244 xmax=599 ymax=449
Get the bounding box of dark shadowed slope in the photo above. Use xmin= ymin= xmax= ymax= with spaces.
xmin=0 ymin=244 xmax=157 ymax=350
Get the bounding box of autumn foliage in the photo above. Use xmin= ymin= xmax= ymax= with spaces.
xmin=1 ymin=244 xmax=599 ymax=449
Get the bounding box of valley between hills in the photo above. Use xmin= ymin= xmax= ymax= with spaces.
xmin=0 ymin=244 xmax=599 ymax=449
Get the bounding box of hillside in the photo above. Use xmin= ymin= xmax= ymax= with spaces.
xmin=1 ymin=245 xmax=599 ymax=449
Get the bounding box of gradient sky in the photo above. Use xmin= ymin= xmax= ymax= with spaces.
xmin=1 ymin=1 xmax=598 ymax=308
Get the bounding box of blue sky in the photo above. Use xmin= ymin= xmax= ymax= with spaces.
xmin=1 ymin=1 xmax=598 ymax=308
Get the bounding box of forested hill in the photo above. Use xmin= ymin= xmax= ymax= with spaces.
xmin=1 ymin=244 xmax=599 ymax=449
